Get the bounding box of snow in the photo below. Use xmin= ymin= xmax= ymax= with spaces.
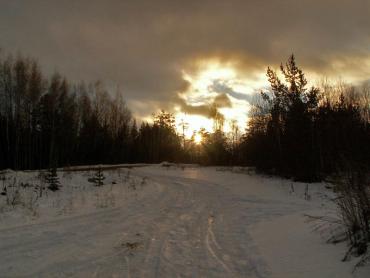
xmin=0 ymin=165 xmax=369 ymax=277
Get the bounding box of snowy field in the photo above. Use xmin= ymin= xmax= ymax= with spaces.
xmin=0 ymin=165 xmax=369 ymax=277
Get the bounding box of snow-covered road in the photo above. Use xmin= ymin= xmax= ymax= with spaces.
xmin=0 ymin=166 xmax=368 ymax=277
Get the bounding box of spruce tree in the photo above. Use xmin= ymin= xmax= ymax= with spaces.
xmin=90 ymin=166 xmax=105 ymax=186
xmin=46 ymin=167 xmax=60 ymax=191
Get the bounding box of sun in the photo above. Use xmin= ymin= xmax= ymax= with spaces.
xmin=194 ymin=133 xmax=202 ymax=144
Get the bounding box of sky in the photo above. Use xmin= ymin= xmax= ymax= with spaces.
xmin=1 ymin=0 xmax=370 ymax=135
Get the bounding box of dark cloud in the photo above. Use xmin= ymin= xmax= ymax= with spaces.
xmin=209 ymin=80 xmax=256 ymax=104
xmin=178 ymin=98 xmax=211 ymax=118
xmin=178 ymin=92 xmax=232 ymax=118
xmin=213 ymin=93 xmax=232 ymax=108
xmin=1 ymin=0 xmax=369 ymax=118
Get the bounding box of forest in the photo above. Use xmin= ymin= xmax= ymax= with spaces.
xmin=1 ymin=51 xmax=369 ymax=182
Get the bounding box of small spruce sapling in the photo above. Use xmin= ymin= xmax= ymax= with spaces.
xmin=90 ymin=166 xmax=105 ymax=186
xmin=46 ymin=168 xmax=60 ymax=191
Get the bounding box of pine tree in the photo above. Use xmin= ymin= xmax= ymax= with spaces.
xmin=255 ymin=55 xmax=321 ymax=180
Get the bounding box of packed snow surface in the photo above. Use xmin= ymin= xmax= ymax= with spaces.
xmin=0 ymin=165 xmax=369 ymax=277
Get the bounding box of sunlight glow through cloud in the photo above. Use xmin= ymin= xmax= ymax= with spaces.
xmin=175 ymin=60 xmax=265 ymax=137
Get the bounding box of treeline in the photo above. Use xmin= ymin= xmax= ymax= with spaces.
xmin=0 ymin=53 xmax=133 ymax=169
xmin=242 ymin=55 xmax=370 ymax=181
xmin=0 ymin=53 xmax=187 ymax=169
xmin=1 ymin=51 xmax=369 ymax=182
xmin=0 ymin=51 xmax=244 ymax=170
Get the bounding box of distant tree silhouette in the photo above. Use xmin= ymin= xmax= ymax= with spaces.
xmin=136 ymin=110 xmax=182 ymax=163
xmin=200 ymin=129 xmax=230 ymax=165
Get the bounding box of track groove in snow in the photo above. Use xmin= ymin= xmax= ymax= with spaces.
xmin=205 ymin=215 xmax=232 ymax=273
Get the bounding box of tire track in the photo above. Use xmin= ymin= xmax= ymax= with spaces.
xmin=205 ymin=215 xmax=232 ymax=273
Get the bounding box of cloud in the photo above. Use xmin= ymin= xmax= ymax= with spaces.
xmin=177 ymin=92 xmax=232 ymax=118
xmin=209 ymin=79 xmax=257 ymax=104
xmin=177 ymin=98 xmax=211 ymax=118
xmin=213 ymin=93 xmax=232 ymax=108
xmin=1 ymin=0 xmax=370 ymax=119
